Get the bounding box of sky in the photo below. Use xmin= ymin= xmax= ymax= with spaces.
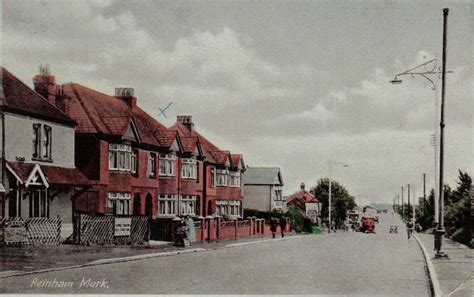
xmin=1 ymin=0 xmax=472 ymax=205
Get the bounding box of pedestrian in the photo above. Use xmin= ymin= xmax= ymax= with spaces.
xmin=406 ymin=219 xmax=414 ymax=239
xmin=270 ymin=217 xmax=278 ymax=238
xmin=279 ymin=217 xmax=287 ymax=238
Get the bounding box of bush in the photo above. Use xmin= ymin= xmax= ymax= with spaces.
xmin=244 ymin=208 xmax=284 ymax=221
xmin=286 ymin=206 xmax=305 ymax=233
xmin=303 ymin=217 xmax=313 ymax=233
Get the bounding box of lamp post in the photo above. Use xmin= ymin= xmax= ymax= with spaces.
xmin=391 ymin=58 xmax=441 ymax=226
xmin=328 ymin=161 xmax=348 ymax=233
xmin=390 ymin=8 xmax=450 ymax=257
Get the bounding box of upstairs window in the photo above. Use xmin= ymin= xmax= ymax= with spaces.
xmin=159 ymin=154 xmax=176 ymax=177
xmin=32 ymin=124 xmax=41 ymax=159
xmin=274 ymin=186 xmax=283 ymax=201
xmin=210 ymin=167 xmax=216 ymax=187
xmin=181 ymin=158 xmax=197 ymax=179
xmin=109 ymin=144 xmax=132 ymax=172
xmin=229 ymin=171 xmax=241 ymax=187
xmin=131 ymin=149 xmax=138 ymax=174
xmin=148 ymin=152 xmax=157 ymax=177
xmin=42 ymin=125 xmax=52 ymax=160
xmin=32 ymin=123 xmax=52 ymax=161
xmin=216 ymin=169 xmax=229 ymax=186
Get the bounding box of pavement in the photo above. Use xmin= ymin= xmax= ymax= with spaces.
xmin=415 ymin=232 xmax=473 ymax=297
xmin=0 ymin=233 xmax=295 ymax=277
xmin=0 ymin=213 xmax=432 ymax=295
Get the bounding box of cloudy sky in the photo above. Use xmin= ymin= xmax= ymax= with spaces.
xmin=1 ymin=0 xmax=472 ymax=204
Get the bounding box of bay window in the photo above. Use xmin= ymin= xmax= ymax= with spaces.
xmin=107 ymin=192 xmax=131 ymax=215
xmin=158 ymin=195 xmax=177 ymax=215
xmin=181 ymin=158 xmax=197 ymax=179
xmin=180 ymin=195 xmax=196 ymax=215
xmin=109 ymin=144 xmax=132 ymax=172
xmin=159 ymin=154 xmax=176 ymax=177
xmin=229 ymin=171 xmax=241 ymax=187
xmin=216 ymin=169 xmax=229 ymax=186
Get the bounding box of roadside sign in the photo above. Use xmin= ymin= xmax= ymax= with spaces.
xmin=4 ymin=220 xmax=28 ymax=244
xmin=114 ymin=217 xmax=131 ymax=236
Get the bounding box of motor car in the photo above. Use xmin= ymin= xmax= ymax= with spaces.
xmin=389 ymin=225 xmax=398 ymax=233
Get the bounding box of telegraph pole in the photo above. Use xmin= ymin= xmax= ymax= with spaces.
xmin=423 ymin=173 xmax=426 ymax=216
xmin=407 ymin=184 xmax=411 ymax=220
xmin=401 ymin=186 xmax=404 ymax=221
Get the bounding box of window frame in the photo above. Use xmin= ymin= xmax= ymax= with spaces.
xmin=106 ymin=192 xmax=131 ymax=215
xmin=158 ymin=154 xmax=176 ymax=177
xmin=181 ymin=158 xmax=197 ymax=179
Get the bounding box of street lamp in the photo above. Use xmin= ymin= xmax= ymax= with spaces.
xmin=328 ymin=161 xmax=348 ymax=234
xmin=390 ymin=8 xmax=450 ymax=258
xmin=390 ymin=58 xmax=441 ymax=227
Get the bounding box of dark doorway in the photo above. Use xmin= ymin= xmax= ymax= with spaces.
xmin=145 ymin=194 xmax=153 ymax=217
xmin=133 ymin=193 xmax=142 ymax=215
xmin=207 ymin=200 xmax=212 ymax=216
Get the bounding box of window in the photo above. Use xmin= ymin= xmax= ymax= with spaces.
xmin=158 ymin=195 xmax=177 ymax=215
xmin=229 ymin=171 xmax=241 ymax=187
xmin=215 ymin=200 xmax=240 ymax=216
xmin=274 ymin=187 xmax=283 ymax=201
xmin=216 ymin=169 xmax=229 ymax=186
xmin=159 ymin=154 xmax=176 ymax=177
xmin=210 ymin=167 xmax=216 ymax=187
xmin=131 ymin=149 xmax=138 ymax=174
xmin=42 ymin=125 xmax=52 ymax=159
xmin=106 ymin=192 xmax=131 ymax=215
xmin=109 ymin=144 xmax=132 ymax=172
xmin=180 ymin=195 xmax=196 ymax=215
xmin=181 ymin=158 xmax=197 ymax=179
xmin=148 ymin=152 xmax=157 ymax=177
xmin=29 ymin=187 xmax=48 ymax=217
xmin=32 ymin=124 xmax=41 ymax=159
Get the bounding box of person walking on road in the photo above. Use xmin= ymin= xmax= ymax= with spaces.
xmin=406 ymin=219 xmax=414 ymax=239
xmin=270 ymin=217 xmax=278 ymax=238
xmin=279 ymin=217 xmax=287 ymax=238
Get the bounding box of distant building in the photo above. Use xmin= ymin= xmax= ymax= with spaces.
xmin=243 ymin=167 xmax=284 ymax=212
xmin=287 ymin=183 xmax=320 ymax=224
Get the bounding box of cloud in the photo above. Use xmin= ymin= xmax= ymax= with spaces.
xmin=2 ymin=1 xmax=471 ymax=201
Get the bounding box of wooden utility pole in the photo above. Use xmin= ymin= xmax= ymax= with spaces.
xmin=423 ymin=173 xmax=426 ymax=216
xmin=401 ymin=186 xmax=404 ymax=220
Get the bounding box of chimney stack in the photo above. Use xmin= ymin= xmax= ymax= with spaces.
xmin=300 ymin=182 xmax=305 ymax=191
xmin=114 ymin=87 xmax=137 ymax=108
xmin=33 ymin=64 xmax=57 ymax=105
xmin=177 ymin=115 xmax=194 ymax=131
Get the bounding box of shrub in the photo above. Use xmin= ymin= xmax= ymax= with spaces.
xmin=286 ymin=206 xmax=305 ymax=233
xmin=244 ymin=208 xmax=284 ymax=221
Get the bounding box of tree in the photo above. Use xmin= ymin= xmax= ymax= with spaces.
xmin=444 ymin=170 xmax=471 ymax=246
xmin=310 ymin=178 xmax=356 ymax=228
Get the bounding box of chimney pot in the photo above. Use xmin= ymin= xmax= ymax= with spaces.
xmin=177 ymin=115 xmax=194 ymax=131
xmin=33 ymin=64 xmax=57 ymax=106
xmin=300 ymin=182 xmax=305 ymax=190
xmin=114 ymin=87 xmax=136 ymax=108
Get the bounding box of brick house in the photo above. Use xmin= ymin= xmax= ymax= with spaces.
xmin=32 ymin=68 xmax=185 ymax=218
xmin=170 ymin=116 xmax=245 ymax=218
xmin=287 ymin=182 xmax=321 ymax=224
xmin=0 ymin=67 xmax=89 ymax=232
xmin=243 ymin=167 xmax=284 ymax=212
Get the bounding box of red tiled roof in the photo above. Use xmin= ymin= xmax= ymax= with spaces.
xmin=61 ymin=83 xmax=176 ymax=149
xmin=0 ymin=67 xmax=74 ymax=126
xmin=7 ymin=161 xmax=90 ymax=185
xmin=180 ymin=136 xmax=198 ymax=153
xmin=287 ymin=190 xmax=319 ymax=204
xmin=170 ymin=123 xmax=240 ymax=165
xmin=230 ymin=154 xmax=242 ymax=168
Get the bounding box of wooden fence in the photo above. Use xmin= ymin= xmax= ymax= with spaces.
xmin=73 ymin=213 xmax=149 ymax=245
xmin=0 ymin=216 xmax=61 ymax=246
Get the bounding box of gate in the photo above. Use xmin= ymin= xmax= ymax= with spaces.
xmin=73 ymin=213 xmax=149 ymax=245
xmin=0 ymin=216 xmax=62 ymax=246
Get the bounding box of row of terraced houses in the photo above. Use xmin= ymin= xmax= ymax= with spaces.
xmin=0 ymin=66 xmax=246 ymax=240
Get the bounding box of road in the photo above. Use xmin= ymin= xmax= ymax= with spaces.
xmin=1 ymin=213 xmax=430 ymax=295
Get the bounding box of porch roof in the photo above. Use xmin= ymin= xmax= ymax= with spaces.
xmin=6 ymin=161 xmax=90 ymax=186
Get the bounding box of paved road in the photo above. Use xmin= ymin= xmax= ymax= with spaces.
xmin=1 ymin=213 xmax=430 ymax=295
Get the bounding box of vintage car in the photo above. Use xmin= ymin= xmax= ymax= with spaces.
xmin=360 ymin=216 xmax=375 ymax=233
xmin=389 ymin=225 xmax=398 ymax=233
